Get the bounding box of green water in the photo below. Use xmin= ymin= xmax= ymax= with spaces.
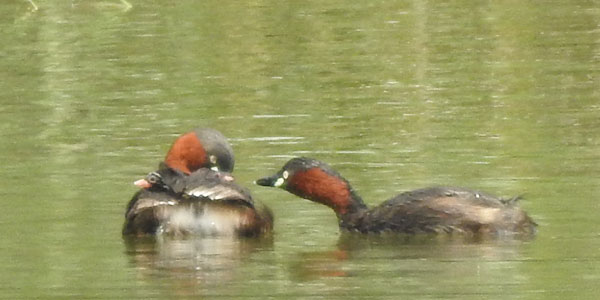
xmin=1 ymin=0 xmax=599 ymax=298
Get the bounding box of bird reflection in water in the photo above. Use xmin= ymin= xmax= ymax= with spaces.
xmin=289 ymin=248 xmax=350 ymax=281
xmin=123 ymin=235 xmax=273 ymax=293
xmin=288 ymin=233 xmax=531 ymax=281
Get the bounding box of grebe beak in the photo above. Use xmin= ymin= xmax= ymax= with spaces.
xmin=255 ymin=174 xmax=284 ymax=187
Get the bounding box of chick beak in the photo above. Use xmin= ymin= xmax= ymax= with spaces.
xmin=133 ymin=179 xmax=152 ymax=189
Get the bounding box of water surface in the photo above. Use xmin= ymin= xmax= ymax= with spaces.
xmin=1 ymin=0 xmax=599 ymax=299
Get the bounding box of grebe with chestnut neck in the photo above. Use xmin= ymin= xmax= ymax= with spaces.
xmin=256 ymin=157 xmax=536 ymax=236
xmin=122 ymin=128 xmax=273 ymax=237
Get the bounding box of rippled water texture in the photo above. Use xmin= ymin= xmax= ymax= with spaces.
xmin=1 ymin=1 xmax=599 ymax=299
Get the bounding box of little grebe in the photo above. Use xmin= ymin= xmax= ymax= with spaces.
xmin=256 ymin=157 xmax=536 ymax=236
xmin=125 ymin=165 xmax=273 ymax=236
xmin=122 ymin=128 xmax=273 ymax=237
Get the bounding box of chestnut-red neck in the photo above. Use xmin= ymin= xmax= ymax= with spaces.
xmin=164 ymin=132 xmax=207 ymax=174
xmin=287 ymin=168 xmax=367 ymax=216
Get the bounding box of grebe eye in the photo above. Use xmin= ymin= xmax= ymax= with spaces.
xmin=282 ymin=170 xmax=289 ymax=179
xmin=147 ymin=172 xmax=161 ymax=184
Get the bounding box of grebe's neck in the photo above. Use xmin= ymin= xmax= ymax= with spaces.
xmin=286 ymin=168 xmax=368 ymax=218
xmin=164 ymin=132 xmax=207 ymax=174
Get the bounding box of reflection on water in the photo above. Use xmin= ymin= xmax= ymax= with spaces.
xmin=123 ymin=235 xmax=273 ymax=294
xmin=289 ymin=249 xmax=350 ymax=281
xmin=123 ymin=236 xmax=274 ymax=280
xmin=289 ymin=233 xmax=532 ymax=282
